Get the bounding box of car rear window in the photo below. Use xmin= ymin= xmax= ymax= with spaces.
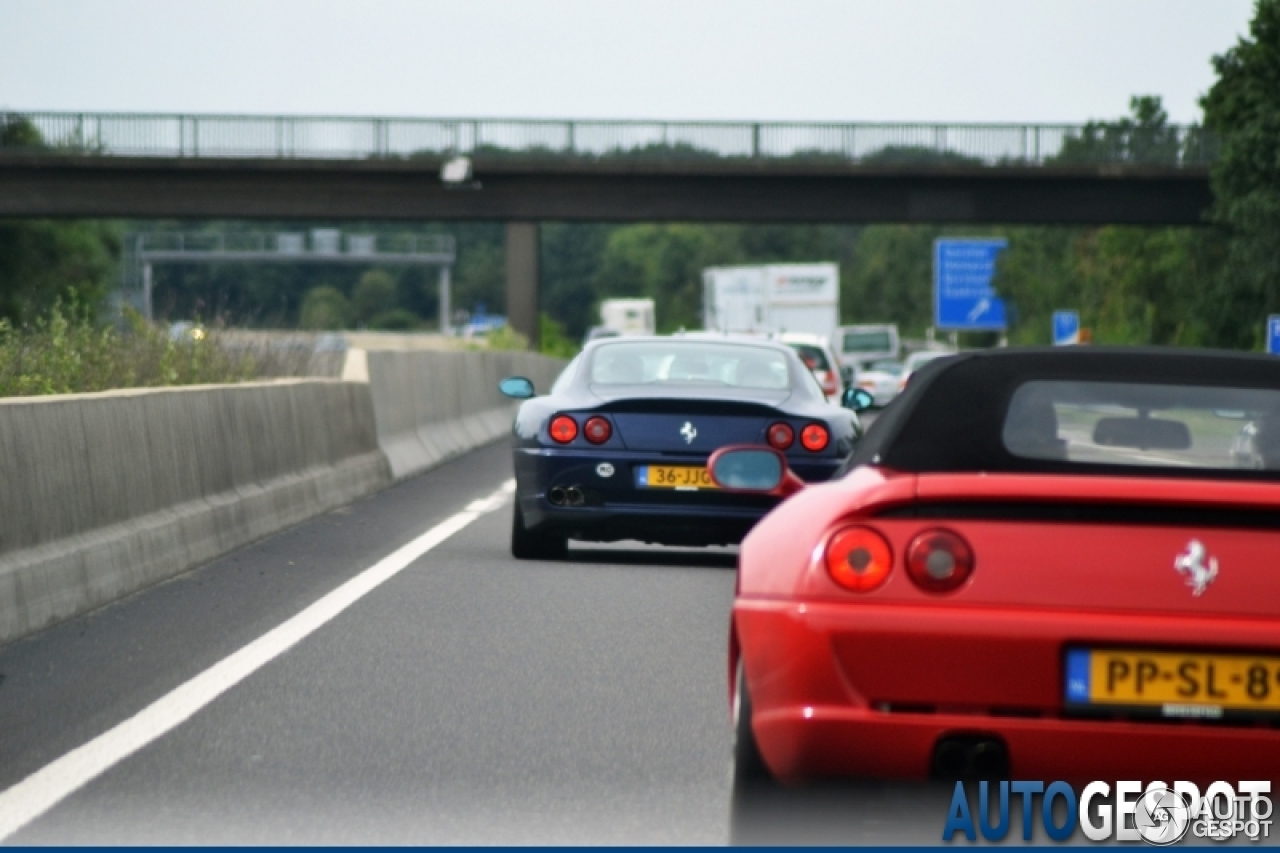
xmin=842 ymin=331 xmax=892 ymax=353
xmin=1002 ymin=380 xmax=1280 ymax=471
xmin=588 ymin=341 xmax=791 ymax=390
xmin=787 ymin=344 xmax=831 ymax=372
xmin=868 ymin=360 xmax=904 ymax=376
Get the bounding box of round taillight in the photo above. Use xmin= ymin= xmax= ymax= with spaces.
xmin=549 ymin=415 xmax=578 ymax=444
xmin=825 ymin=526 xmax=893 ymax=592
xmin=583 ymin=416 xmax=612 ymax=444
xmin=800 ymin=423 xmax=829 ymax=452
xmin=767 ymin=422 xmax=794 ymax=450
xmin=906 ymin=528 xmax=974 ymax=593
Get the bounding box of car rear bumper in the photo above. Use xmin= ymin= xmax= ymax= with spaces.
xmin=514 ymin=447 xmax=840 ymax=546
xmin=735 ymin=599 xmax=1280 ymax=783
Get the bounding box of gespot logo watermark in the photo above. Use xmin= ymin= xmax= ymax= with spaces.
xmin=943 ymin=780 xmax=1272 ymax=844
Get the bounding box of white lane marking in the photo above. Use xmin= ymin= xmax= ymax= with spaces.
xmin=0 ymin=478 xmax=516 ymax=841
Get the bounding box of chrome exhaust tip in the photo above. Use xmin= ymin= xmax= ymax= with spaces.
xmin=565 ymin=486 xmax=585 ymax=507
xmin=548 ymin=486 xmax=567 ymax=506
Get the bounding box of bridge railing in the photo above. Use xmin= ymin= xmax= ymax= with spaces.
xmin=0 ymin=112 xmax=1218 ymax=167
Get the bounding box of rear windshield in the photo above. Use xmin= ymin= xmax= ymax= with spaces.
xmin=588 ymin=341 xmax=791 ymax=390
xmin=842 ymin=331 xmax=892 ymax=352
xmin=868 ymin=360 xmax=904 ymax=376
xmin=1003 ymin=381 xmax=1280 ymax=471
xmin=787 ymin=343 xmax=831 ymax=372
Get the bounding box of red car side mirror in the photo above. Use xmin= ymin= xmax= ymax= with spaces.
xmin=707 ymin=445 xmax=806 ymax=497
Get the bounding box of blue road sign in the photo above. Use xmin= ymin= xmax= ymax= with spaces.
xmin=1268 ymin=315 xmax=1280 ymax=355
xmin=934 ymin=239 xmax=1008 ymax=331
xmin=1053 ymin=310 xmax=1080 ymax=346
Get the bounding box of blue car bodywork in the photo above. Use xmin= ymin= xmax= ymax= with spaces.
xmin=500 ymin=337 xmax=864 ymax=558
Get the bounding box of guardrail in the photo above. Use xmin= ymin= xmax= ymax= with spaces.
xmin=0 ymin=111 xmax=1217 ymax=167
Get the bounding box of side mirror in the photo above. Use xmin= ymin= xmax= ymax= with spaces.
xmin=499 ymin=376 xmax=536 ymax=399
xmin=707 ymin=445 xmax=806 ymax=497
xmin=842 ymin=387 xmax=874 ymax=412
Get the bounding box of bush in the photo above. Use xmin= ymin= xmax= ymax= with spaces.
xmin=299 ymin=285 xmax=350 ymax=330
xmin=539 ymin=313 xmax=579 ymax=358
xmin=0 ymin=302 xmax=258 ymax=397
xmin=484 ymin=324 xmax=529 ymax=351
xmin=367 ymin=308 xmax=421 ymax=331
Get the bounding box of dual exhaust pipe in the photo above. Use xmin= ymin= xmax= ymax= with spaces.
xmin=931 ymin=736 xmax=1009 ymax=780
xmin=548 ymin=486 xmax=585 ymax=507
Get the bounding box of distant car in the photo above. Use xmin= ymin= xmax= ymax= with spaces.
xmin=167 ymin=321 xmax=206 ymax=342
xmin=776 ymin=333 xmax=846 ymax=402
xmin=898 ymin=348 xmax=956 ymax=392
xmin=583 ymin=326 xmax=621 ymax=344
xmin=835 ymin=323 xmax=900 ymax=370
xmin=461 ymin=315 xmax=508 ymax=339
xmin=853 ymin=359 xmax=905 ymax=407
xmin=498 ymin=336 xmax=872 ymax=559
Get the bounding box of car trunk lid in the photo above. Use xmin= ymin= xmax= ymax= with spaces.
xmin=870 ymin=473 xmax=1280 ymax=618
xmin=592 ymin=395 xmax=787 ymax=453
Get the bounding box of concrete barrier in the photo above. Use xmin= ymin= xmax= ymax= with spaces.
xmin=0 ymin=350 xmax=566 ymax=647
xmin=364 ymin=349 xmax=565 ymax=480
xmin=0 ymin=379 xmax=390 ymax=646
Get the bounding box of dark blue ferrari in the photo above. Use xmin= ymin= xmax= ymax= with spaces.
xmin=498 ymin=336 xmax=872 ymax=559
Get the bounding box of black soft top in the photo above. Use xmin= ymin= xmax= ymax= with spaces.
xmin=850 ymin=346 xmax=1280 ymax=478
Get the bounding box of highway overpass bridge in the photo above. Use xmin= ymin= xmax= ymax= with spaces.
xmin=0 ymin=112 xmax=1216 ymax=342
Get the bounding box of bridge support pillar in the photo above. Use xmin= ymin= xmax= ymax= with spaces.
xmin=505 ymin=222 xmax=539 ymax=349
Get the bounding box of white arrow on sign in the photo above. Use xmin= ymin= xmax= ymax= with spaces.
xmin=966 ymin=298 xmax=990 ymax=323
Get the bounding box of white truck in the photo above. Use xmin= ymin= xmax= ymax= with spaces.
xmin=598 ymin=298 xmax=656 ymax=336
xmin=702 ymin=263 xmax=839 ymax=340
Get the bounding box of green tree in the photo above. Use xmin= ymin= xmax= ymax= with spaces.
xmin=351 ymin=269 xmax=398 ymax=325
xmin=995 ymin=226 xmax=1218 ymax=346
xmin=594 ymin=225 xmax=738 ymax=331
xmin=541 ymin=223 xmax=610 ymax=339
xmin=1055 ymin=96 xmax=1183 ymax=165
xmin=0 ymin=220 xmax=122 ymax=326
xmin=1 ymin=115 xmax=44 ymax=150
xmin=843 ymin=225 xmax=951 ymax=335
xmin=1200 ymin=0 xmax=1280 ymax=348
xmin=0 ymin=120 xmax=121 ymax=325
xmin=299 ymin=285 xmax=350 ymax=330
xmin=538 ymin=312 xmax=578 ymax=357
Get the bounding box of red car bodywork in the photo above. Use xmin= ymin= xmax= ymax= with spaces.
xmin=731 ymin=466 xmax=1280 ymax=784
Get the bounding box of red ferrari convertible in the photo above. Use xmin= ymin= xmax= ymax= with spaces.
xmin=713 ymin=347 xmax=1280 ymax=795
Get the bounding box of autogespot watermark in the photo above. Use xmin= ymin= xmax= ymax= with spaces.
xmin=943 ymin=780 xmax=1273 ymax=844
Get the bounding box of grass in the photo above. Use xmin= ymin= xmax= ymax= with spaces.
xmin=0 ymin=303 xmax=261 ymax=398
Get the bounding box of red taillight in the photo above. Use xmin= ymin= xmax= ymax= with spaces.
xmin=583 ymin=416 xmax=612 ymax=444
xmin=819 ymin=371 xmax=839 ymax=396
xmin=826 ymin=526 xmax=893 ymax=592
xmin=906 ymin=528 xmax=974 ymax=593
xmin=800 ymin=423 xmax=829 ymax=452
xmin=767 ymin=422 xmax=794 ymax=450
xmin=549 ymin=415 xmax=578 ymax=443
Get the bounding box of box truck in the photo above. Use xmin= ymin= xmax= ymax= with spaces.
xmin=702 ymin=263 xmax=838 ymax=340
xmin=587 ymin=298 xmax=656 ymax=340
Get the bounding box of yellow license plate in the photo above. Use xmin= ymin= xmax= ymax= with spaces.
xmin=634 ymin=464 xmax=719 ymax=490
xmin=1066 ymin=648 xmax=1280 ymax=714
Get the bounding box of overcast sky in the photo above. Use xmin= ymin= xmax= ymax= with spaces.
xmin=0 ymin=0 xmax=1256 ymax=124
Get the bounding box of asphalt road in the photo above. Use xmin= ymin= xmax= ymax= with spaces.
xmin=0 ymin=420 xmax=970 ymax=846
xmin=0 ymin=441 xmax=742 ymax=844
